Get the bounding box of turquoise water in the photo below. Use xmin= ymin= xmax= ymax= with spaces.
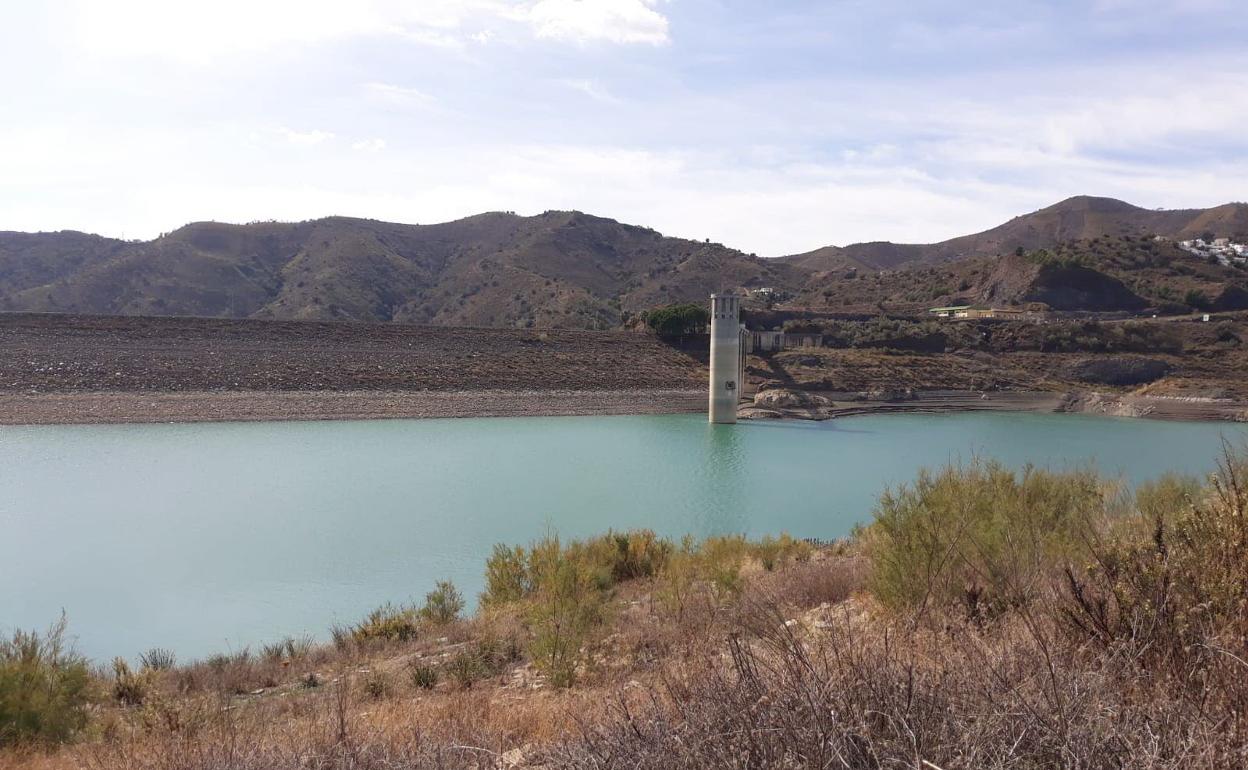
xmin=1 ymin=412 xmax=1242 ymax=661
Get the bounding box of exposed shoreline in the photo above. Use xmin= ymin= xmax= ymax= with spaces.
xmin=2 ymin=312 xmax=1246 ymax=427
xmin=0 ymin=389 xmax=707 ymax=425
xmin=3 ymin=387 xmax=1247 ymax=426
xmin=741 ymin=388 xmax=1248 ymax=423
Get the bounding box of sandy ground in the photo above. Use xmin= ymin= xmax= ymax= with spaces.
xmin=0 ymin=389 xmax=707 ymax=425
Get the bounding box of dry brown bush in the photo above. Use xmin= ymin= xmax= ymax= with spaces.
xmin=553 ymin=601 xmax=1248 ymax=769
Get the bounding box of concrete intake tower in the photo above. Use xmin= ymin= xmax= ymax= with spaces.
xmin=708 ymin=293 xmax=743 ymax=424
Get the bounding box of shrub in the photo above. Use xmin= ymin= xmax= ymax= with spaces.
xmin=1184 ymin=288 xmax=1211 ymax=310
xmin=139 ymin=648 xmax=176 ymax=671
xmin=642 ymin=303 xmax=709 ymax=336
xmin=329 ymin=624 xmax=353 ymax=652
xmin=361 ymin=670 xmax=393 ymax=700
xmin=700 ymin=535 xmax=750 ymax=600
xmin=1061 ymin=445 xmax=1248 ymax=667
xmin=864 ymin=460 xmax=1106 ymax=616
xmin=409 ymin=664 xmax=438 ymax=690
xmin=352 ymin=604 xmax=420 ymax=644
xmin=483 ymin=530 xmax=674 ymax=609
xmin=482 ymin=544 xmax=531 ymax=607
xmin=446 ymin=652 xmax=485 ymax=689
xmin=656 ymin=536 xmax=704 ymax=621
xmin=0 ymin=616 xmax=91 ymax=747
xmin=750 ymin=534 xmax=813 ymax=571
xmin=420 ymin=581 xmax=465 ymax=625
xmin=285 ymin=635 xmax=313 ymax=659
xmin=259 ymin=637 xmax=311 ymax=663
xmin=112 ymin=658 xmax=150 ymax=706
xmin=604 ymin=530 xmax=672 ymax=582
xmin=527 ymin=535 xmax=604 ymax=688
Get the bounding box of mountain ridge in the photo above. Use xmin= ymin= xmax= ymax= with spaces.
xmin=781 ymin=196 xmax=1248 ymax=273
xmin=3 ymin=196 xmax=1247 ymax=327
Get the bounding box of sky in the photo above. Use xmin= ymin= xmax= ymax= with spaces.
xmin=1 ymin=0 xmax=1246 ymax=256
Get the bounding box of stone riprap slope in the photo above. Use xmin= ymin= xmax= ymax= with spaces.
xmin=0 ymin=313 xmax=704 ymax=395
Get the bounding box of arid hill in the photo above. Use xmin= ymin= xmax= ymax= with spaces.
xmin=796 ymin=233 xmax=1248 ymax=315
xmin=3 ymin=197 xmax=1247 ymax=327
xmin=782 ymin=195 xmax=1248 ymax=272
xmin=0 ymin=212 xmax=807 ymax=328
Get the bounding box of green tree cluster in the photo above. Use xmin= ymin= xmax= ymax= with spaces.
xmin=642 ymin=303 xmax=709 ymax=335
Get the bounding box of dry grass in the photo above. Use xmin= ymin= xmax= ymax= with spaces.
xmin=6 ymin=450 xmax=1248 ymax=769
xmin=2 ymin=539 xmax=863 ymax=769
xmin=551 ymin=601 xmax=1248 ymax=769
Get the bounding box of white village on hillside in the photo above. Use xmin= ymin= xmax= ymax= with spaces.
xmin=1177 ymin=237 xmax=1248 ymax=266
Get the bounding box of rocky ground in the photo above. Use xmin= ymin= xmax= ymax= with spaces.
xmin=4 ymin=312 xmax=1248 ymax=425
xmin=0 ymin=313 xmax=706 ymax=423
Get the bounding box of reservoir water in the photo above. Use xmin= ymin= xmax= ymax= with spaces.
xmin=1 ymin=411 xmax=1243 ymax=661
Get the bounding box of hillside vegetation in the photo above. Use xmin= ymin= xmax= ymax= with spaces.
xmin=783 ymin=195 xmax=1248 ymax=272
xmin=798 ymin=233 xmax=1248 ymax=315
xmin=0 ymin=212 xmax=804 ymax=328
xmin=4 ymin=449 xmax=1248 ymax=768
xmin=3 ymin=197 xmax=1248 ymax=328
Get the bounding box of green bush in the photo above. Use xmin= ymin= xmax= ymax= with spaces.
xmin=444 ymin=638 xmax=514 ymax=689
xmin=409 ymin=664 xmax=438 ymax=690
xmin=112 ymin=658 xmax=151 ymax=706
xmin=482 ymin=530 xmax=673 ymax=608
xmin=865 ymin=460 xmax=1106 ymax=616
xmin=0 ymin=616 xmax=91 ymax=747
xmin=1184 ymin=288 xmax=1211 ymax=310
xmin=478 ymin=530 xmax=809 ymax=685
xmin=642 ymin=303 xmax=709 ymax=336
xmin=420 ymin=580 xmax=465 ymax=625
xmin=604 ymin=530 xmax=672 ymax=582
xmin=351 ymin=604 xmax=420 ymax=644
xmin=258 ymin=636 xmax=311 ymax=663
xmin=1062 ymin=446 xmax=1248 ymax=665
xmin=750 ymin=534 xmax=813 ymax=571
xmin=482 ymin=544 xmax=531 ymax=607
xmin=526 ymin=536 xmax=604 ymax=688
xmin=446 ymin=652 xmax=483 ymax=689
xmin=700 ymin=535 xmax=750 ymax=599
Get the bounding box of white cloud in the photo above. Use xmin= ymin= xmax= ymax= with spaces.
xmin=10 ymin=114 xmax=1246 ymax=258
xmin=363 ymin=82 xmax=439 ymax=110
xmin=525 ymin=0 xmax=669 ymax=45
xmin=277 ymin=128 xmax=335 ymax=147
xmin=8 ymin=3 xmax=1246 ymax=258
xmin=69 ymin=0 xmax=670 ymax=61
xmin=73 ymin=0 xmax=391 ymax=61
xmin=559 ymin=78 xmax=621 ymax=103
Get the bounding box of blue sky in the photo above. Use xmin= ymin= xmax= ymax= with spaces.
xmin=1 ymin=0 xmax=1245 ymax=255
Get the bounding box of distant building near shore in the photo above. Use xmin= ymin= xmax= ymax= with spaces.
xmin=745 ymin=329 xmax=823 ymax=352
xmin=928 ymin=305 xmax=972 ymax=319
xmin=928 ymin=305 xmax=1028 ymax=320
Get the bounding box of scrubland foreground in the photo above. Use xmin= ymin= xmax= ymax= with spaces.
xmin=4 ymin=449 xmax=1248 ymax=768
